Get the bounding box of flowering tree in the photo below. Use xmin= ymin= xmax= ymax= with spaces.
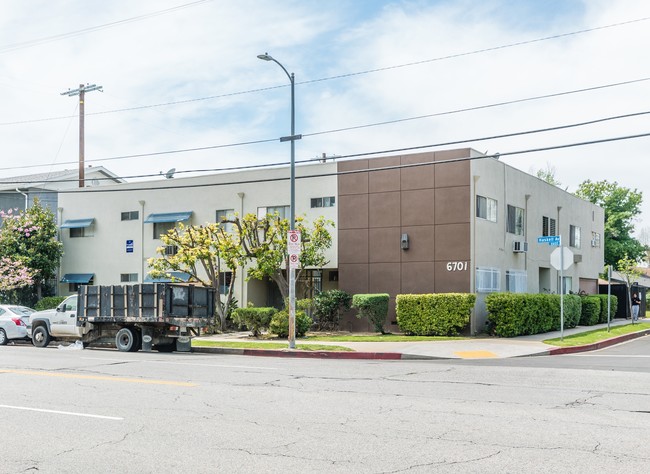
xmin=0 ymin=199 xmax=63 ymax=299
xmin=0 ymin=256 xmax=34 ymax=291
xmin=147 ymin=222 xmax=246 ymax=330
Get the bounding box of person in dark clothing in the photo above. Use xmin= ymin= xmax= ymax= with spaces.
xmin=631 ymin=292 xmax=641 ymax=321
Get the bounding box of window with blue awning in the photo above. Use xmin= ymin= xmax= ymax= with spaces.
xmin=60 ymin=273 xmax=94 ymax=283
xmin=60 ymin=218 xmax=94 ymax=228
xmin=144 ymin=212 xmax=192 ymax=223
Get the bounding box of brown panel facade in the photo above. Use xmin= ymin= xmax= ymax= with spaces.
xmin=369 ymin=191 xmax=400 ymax=228
xmin=434 ymin=261 xmax=471 ymax=293
xmin=339 ymin=229 xmax=369 ymax=264
xmin=369 ymin=263 xmax=400 ymax=294
xmin=435 ymin=150 xmax=470 ymax=188
xmin=338 ymin=263 xmax=369 ymax=295
xmin=369 ymin=227 xmax=402 ymax=263
xmin=401 ymin=188 xmax=435 ymax=226
xmin=338 ymin=194 xmax=368 ymax=230
xmin=338 ymin=160 xmax=369 ymax=195
xmin=434 ymin=223 xmax=471 ymax=261
xmin=369 ymin=156 xmax=401 ymax=193
xmin=401 ymin=262 xmax=436 ymax=294
xmin=401 ymin=152 xmax=435 ymax=190
xmin=434 ymin=186 xmax=470 ymax=224
xmin=400 ymin=225 xmax=435 ymax=262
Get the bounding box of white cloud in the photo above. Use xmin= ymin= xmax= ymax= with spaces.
xmin=0 ymin=0 xmax=648 ymax=230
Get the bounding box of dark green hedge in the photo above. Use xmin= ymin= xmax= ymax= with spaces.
xmin=269 ymin=310 xmax=313 ymax=338
xmin=34 ymin=296 xmax=66 ymax=311
xmin=231 ymin=307 xmax=277 ymax=337
xmin=396 ymin=293 xmax=475 ymax=336
xmin=486 ymin=293 xmax=581 ymax=337
xmin=579 ymin=296 xmax=601 ymax=326
xmin=597 ymin=294 xmax=618 ymax=323
xmin=352 ymin=294 xmax=389 ymax=334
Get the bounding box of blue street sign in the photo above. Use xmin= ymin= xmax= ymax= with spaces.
xmin=537 ymin=235 xmax=561 ymax=246
xmin=126 ymin=239 xmax=134 ymax=253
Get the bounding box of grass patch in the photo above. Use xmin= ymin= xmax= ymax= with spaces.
xmin=192 ymin=340 xmax=354 ymax=351
xmin=303 ymin=334 xmax=466 ymax=342
xmin=543 ymin=322 xmax=650 ymax=347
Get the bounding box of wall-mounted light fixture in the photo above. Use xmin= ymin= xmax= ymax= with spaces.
xmin=401 ymin=233 xmax=409 ymax=250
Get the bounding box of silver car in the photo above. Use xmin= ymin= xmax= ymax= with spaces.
xmin=0 ymin=305 xmax=35 ymax=345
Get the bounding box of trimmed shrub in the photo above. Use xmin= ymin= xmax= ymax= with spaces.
xmin=579 ymin=296 xmax=601 ymax=326
xmin=34 ymin=296 xmax=66 ymax=311
xmin=231 ymin=307 xmax=277 ymax=337
xmin=597 ymin=294 xmax=618 ymax=323
xmin=352 ymin=294 xmax=389 ymax=334
xmin=269 ymin=310 xmax=313 ymax=338
xmin=313 ymin=290 xmax=352 ymax=331
xmin=396 ymin=293 xmax=475 ymax=336
xmin=486 ymin=293 xmax=582 ymax=337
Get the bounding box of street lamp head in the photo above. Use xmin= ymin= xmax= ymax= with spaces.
xmin=257 ymin=53 xmax=273 ymax=61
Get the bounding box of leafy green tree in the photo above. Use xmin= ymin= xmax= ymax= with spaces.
xmin=534 ymin=163 xmax=563 ymax=188
xmin=575 ymin=180 xmax=646 ymax=265
xmin=0 ymin=257 xmax=34 ymax=291
xmin=147 ymin=222 xmax=246 ymax=331
xmin=233 ymin=213 xmax=333 ymax=305
xmin=616 ymin=256 xmax=643 ymax=322
xmin=0 ymin=199 xmax=63 ymax=299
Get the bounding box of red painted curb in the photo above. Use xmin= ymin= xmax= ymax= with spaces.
xmin=548 ymin=329 xmax=650 ymax=355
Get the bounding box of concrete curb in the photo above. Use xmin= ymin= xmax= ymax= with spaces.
xmin=547 ymin=328 xmax=650 ymax=355
xmin=192 ymin=346 xmax=405 ymax=359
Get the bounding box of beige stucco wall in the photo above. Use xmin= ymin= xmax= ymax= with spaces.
xmin=57 ymin=161 xmax=338 ymax=307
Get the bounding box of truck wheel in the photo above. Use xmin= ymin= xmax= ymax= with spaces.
xmin=128 ymin=329 xmax=142 ymax=353
xmin=32 ymin=326 xmax=51 ymax=348
xmin=0 ymin=329 xmax=7 ymax=345
xmin=115 ymin=327 xmax=137 ymax=352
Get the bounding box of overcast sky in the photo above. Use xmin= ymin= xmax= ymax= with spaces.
xmin=0 ymin=0 xmax=648 ymax=233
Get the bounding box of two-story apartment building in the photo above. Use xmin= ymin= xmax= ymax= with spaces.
xmin=57 ymin=148 xmax=604 ymax=334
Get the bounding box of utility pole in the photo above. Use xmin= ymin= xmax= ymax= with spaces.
xmin=60 ymin=83 xmax=103 ymax=187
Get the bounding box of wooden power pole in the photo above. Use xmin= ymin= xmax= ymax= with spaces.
xmin=60 ymin=83 xmax=103 ymax=187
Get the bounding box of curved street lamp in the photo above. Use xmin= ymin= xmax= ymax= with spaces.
xmin=257 ymin=52 xmax=300 ymax=349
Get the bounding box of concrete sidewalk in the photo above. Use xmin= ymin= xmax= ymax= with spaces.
xmin=193 ymin=318 xmax=650 ymax=360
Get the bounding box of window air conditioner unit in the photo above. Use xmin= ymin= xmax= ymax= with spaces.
xmin=513 ymin=241 xmax=528 ymax=253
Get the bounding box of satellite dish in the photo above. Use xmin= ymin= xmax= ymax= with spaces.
xmin=164 ymin=168 xmax=176 ymax=179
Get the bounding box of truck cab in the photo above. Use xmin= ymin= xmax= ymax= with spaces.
xmin=29 ymin=295 xmax=87 ymax=347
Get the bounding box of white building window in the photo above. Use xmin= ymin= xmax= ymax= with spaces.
xmin=258 ymin=206 xmax=289 ymax=220
xmin=476 ymin=195 xmax=497 ymax=222
xmin=311 ymin=196 xmax=335 ymax=208
xmin=559 ymin=276 xmax=572 ymax=294
xmin=591 ymin=232 xmax=601 ymax=248
xmin=216 ymin=209 xmax=235 ymax=232
xmin=120 ymin=273 xmax=138 ymax=282
xmin=506 ymin=270 xmax=527 ymax=293
xmin=542 ymin=216 xmax=556 ymax=236
xmin=570 ymin=225 xmax=581 ymax=249
xmin=121 ymin=211 xmax=139 ymax=221
xmin=506 ymin=205 xmax=525 ymax=235
xmin=154 ymin=221 xmax=175 ymax=239
xmin=476 ymin=267 xmax=500 ymax=292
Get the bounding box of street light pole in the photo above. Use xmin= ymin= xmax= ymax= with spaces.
xmin=258 ymin=52 xmax=301 ymax=349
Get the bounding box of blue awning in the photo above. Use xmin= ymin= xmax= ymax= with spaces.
xmin=144 ymin=271 xmax=191 ymax=283
xmin=144 ymin=212 xmax=192 ymax=224
xmin=60 ymin=218 xmax=94 ymax=229
xmin=60 ymin=273 xmax=94 ymax=283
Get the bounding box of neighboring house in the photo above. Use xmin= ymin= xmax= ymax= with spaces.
xmin=56 ymin=149 xmax=605 ymax=334
xmin=0 ymin=167 xmax=124 ymax=222
xmin=598 ymin=268 xmax=649 ymax=319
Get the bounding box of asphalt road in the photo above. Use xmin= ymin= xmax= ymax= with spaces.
xmin=1 ymin=340 xmax=649 ymax=473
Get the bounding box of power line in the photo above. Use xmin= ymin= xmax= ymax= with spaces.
xmin=1 ymin=15 xmax=648 ymax=126
xmin=52 ymin=131 xmax=650 ymax=194
xmin=2 ymin=107 xmax=649 ymax=178
xmin=0 ymin=0 xmax=213 ymax=55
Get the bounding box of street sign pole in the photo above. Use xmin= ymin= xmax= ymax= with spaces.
xmin=559 ymin=235 xmax=564 ymax=341
xmin=607 ymin=265 xmax=612 ymax=332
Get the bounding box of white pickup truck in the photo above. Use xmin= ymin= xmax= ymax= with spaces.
xmin=29 ymin=283 xmax=214 ymax=352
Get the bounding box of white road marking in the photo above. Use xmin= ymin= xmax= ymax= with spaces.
xmin=80 ymin=357 xmax=278 ymax=370
xmin=0 ymin=404 xmax=123 ymax=420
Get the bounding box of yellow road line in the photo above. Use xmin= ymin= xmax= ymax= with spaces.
xmin=0 ymin=369 xmax=197 ymax=387
xmin=454 ymin=350 xmax=498 ymax=359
